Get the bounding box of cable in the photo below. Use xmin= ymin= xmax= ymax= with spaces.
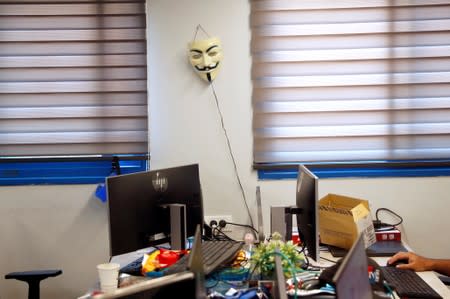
xmin=192 ymin=24 xmax=210 ymax=41
xmin=210 ymin=82 xmax=254 ymax=228
xmin=220 ymin=221 xmax=258 ymax=236
xmin=374 ymin=207 xmax=403 ymax=230
xmin=212 ymin=227 xmax=237 ymax=242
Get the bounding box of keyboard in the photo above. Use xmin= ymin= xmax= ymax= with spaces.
xmin=380 ymin=266 xmax=443 ymax=299
xmin=165 ymin=240 xmax=243 ymax=275
xmin=119 ymin=256 xmax=144 ymax=276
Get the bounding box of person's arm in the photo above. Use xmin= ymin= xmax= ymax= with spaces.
xmin=426 ymin=258 xmax=450 ymax=277
xmin=388 ymin=252 xmax=450 ymax=276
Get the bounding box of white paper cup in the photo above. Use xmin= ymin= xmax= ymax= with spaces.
xmin=97 ymin=263 xmax=120 ymax=292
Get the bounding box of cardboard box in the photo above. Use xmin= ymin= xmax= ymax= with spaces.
xmin=319 ymin=193 xmax=376 ymax=250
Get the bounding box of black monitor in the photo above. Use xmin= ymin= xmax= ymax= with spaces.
xmin=295 ymin=164 xmax=320 ymax=262
xmin=106 ymin=164 xmax=204 ymax=256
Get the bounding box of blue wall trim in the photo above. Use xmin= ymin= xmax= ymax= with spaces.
xmin=0 ymin=156 xmax=148 ymax=185
xmin=257 ymin=162 xmax=450 ymax=180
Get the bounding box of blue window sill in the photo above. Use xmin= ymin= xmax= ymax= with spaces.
xmin=257 ymin=160 xmax=450 ymax=180
xmin=0 ymin=155 xmax=148 ymax=185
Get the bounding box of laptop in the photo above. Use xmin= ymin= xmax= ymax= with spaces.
xmin=273 ymin=247 xmax=288 ymax=299
xmin=332 ymin=233 xmax=373 ymax=299
xmin=329 ymin=240 xmax=408 ymax=257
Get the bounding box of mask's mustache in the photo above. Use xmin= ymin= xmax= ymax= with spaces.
xmin=194 ymin=62 xmax=219 ymax=72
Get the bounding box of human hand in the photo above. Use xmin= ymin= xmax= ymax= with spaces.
xmin=388 ymin=252 xmax=432 ymax=272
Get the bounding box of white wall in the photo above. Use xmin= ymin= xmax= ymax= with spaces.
xmin=1 ymin=1 xmax=449 ymax=298
xmin=0 ymin=185 xmax=109 ymax=299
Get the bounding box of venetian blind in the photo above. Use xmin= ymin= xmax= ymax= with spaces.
xmin=0 ymin=0 xmax=148 ymax=157
xmin=251 ymin=0 xmax=450 ymax=165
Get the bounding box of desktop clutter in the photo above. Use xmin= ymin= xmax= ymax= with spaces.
xmin=82 ymin=207 xmax=405 ymax=299
xmin=80 ymin=161 xmax=443 ymax=299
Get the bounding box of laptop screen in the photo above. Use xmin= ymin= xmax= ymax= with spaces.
xmin=332 ymin=233 xmax=373 ymax=299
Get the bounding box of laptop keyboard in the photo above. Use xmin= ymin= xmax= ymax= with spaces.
xmin=119 ymin=240 xmax=242 ymax=276
xmin=380 ymin=266 xmax=443 ymax=299
xmin=165 ymin=240 xmax=243 ymax=275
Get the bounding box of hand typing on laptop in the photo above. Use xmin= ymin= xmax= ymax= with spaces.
xmin=388 ymin=252 xmax=450 ymax=276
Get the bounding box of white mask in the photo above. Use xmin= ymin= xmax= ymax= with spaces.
xmin=188 ymin=37 xmax=223 ymax=82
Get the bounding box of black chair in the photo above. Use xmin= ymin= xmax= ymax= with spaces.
xmin=5 ymin=269 xmax=62 ymax=299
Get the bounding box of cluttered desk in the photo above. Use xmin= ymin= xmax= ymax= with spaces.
xmin=79 ymin=164 xmax=450 ymax=299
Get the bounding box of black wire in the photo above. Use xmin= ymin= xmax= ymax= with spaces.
xmin=296 ymin=243 xmax=310 ymax=269
xmin=224 ymin=221 xmax=258 ymax=236
xmin=212 ymin=227 xmax=237 ymax=242
xmin=375 ymin=207 xmax=403 ymax=227
xmin=210 ymin=82 xmax=254 ymax=228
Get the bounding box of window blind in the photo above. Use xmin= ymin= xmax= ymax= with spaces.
xmin=0 ymin=0 xmax=148 ymax=157
xmin=251 ymin=0 xmax=450 ymax=165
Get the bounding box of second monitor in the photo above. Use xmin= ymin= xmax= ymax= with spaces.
xmin=269 ymin=164 xmax=320 ymax=262
xmin=295 ymin=164 xmax=320 ymax=262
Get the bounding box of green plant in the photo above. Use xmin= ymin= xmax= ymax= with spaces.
xmin=250 ymin=232 xmax=305 ymax=278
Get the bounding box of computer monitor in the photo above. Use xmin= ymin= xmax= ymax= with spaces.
xmin=106 ymin=164 xmax=204 ymax=256
xmin=295 ymin=164 xmax=320 ymax=262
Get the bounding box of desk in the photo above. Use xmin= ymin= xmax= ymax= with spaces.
xmin=317 ymin=251 xmax=450 ymax=298
xmin=81 ymin=247 xmax=450 ymax=299
xmin=89 ymin=271 xmax=195 ymax=299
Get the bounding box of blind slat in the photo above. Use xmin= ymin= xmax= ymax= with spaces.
xmin=255 ymin=123 xmax=450 ymax=139
xmin=1 ymin=54 xmax=147 ymax=68
xmin=254 ymin=97 xmax=450 ymax=113
xmin=253 ymin=45 xmax=450 ymax=63
xmin=252 ymin=0 xmax=449 ymax=11
xmin=2 ymin=106 xmax=148 ymax=119
xmin=1 ymin=119 xmax=147 ymax=133
xmin=2 ymin=67 xmax=147 ymax=81
xmin=0 ymin=80 xmax=147 ymax=93
xmin=0 ymin=15 xmax=145 ymax=29
xmin=0 ymin=3 xmax=145 ymax=16
xmin=255 ymin=147 xmax=450 ymax=163
xmin=1 ymin=42 xmax=146 ymax=56
xmin=255 ymin=19 xmax=450 ymax=37
xmin=255 ymin=72 xmax=450 ymax=88
xmin=0 ymin=29 xmax=146 ymax=42
xmin=0 ymin=93 xmax=147 ymax=107
xmin=4 ymin=131 xmax=148 ymax=144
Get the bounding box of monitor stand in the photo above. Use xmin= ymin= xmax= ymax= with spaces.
xmin=270 ymin=206 xmax=302 ymax=242
xmin=168 ymin=204 xmax=187 ymax=250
